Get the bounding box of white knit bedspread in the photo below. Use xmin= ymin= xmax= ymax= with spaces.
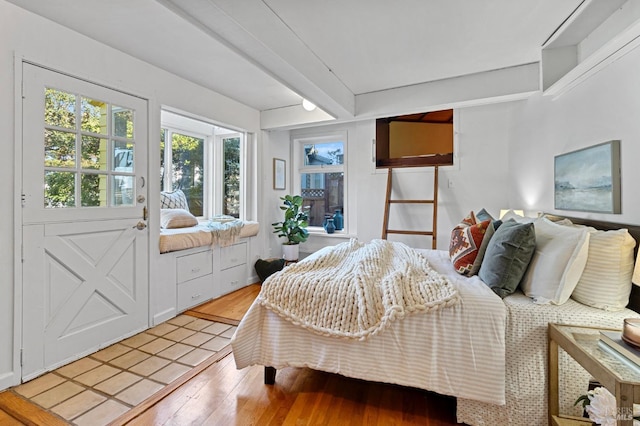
xmin=232 ymin=249 xmax=507 ymax=404
xmin=259 ymin=239 xmax=459 ymax=340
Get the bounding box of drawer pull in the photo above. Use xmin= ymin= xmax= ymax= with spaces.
xmin=191 ymin=293 xmax=202 ymax=299
xmin=191 ymin=267 xmax=200 ymax=273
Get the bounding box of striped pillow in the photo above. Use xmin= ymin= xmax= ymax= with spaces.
xmin=571 ymin=228 xmax=636 ymax=311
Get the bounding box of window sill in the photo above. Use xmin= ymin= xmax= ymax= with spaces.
xmin=308 ymin=229 xmax=354 ymax=238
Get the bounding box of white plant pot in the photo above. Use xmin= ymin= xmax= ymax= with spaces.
xmin=282 ymin=244 xmax=299 ymax=261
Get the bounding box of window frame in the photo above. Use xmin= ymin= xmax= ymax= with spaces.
xmin=160 ymin=111 xmax=244 ymax=220
xmin=292 ymin=131 xmax=347 ymax=234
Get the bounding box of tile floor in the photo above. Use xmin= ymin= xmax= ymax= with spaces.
xmin=12 ymin=314 xmax=236 ymax=426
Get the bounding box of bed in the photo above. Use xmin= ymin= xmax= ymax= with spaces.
xmin=231 ymin=213 xmax=640 ymax=425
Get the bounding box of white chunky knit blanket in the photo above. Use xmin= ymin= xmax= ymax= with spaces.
xmin=259 ymin=239 xmax=459 ymax=340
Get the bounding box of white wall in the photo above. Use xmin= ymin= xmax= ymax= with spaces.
xmin=0 ymin=0 xmax=260 ymax=389
xmin=263 ymin=103 xmax=515 ymax=255
xmin=508 ymin=43 xmax=640 ymax=223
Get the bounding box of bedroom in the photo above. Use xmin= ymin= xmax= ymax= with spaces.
xmin=2 ymin=0 xmax=640 ymax=424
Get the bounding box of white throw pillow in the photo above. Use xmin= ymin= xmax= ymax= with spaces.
xmin=571 ymin=228 xmax=636 ymax=311
xmin=520 ymin=217 xmax=590 ymax=304
xmin=160 ymin=208 xmax=198 ymax=229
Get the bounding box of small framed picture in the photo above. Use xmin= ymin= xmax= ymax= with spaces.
xmin=273 ymin=158 xmax=286 ymax=190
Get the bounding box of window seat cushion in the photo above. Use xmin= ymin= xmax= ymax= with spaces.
xmin=159 ymin=221 xmax=259 ymax=253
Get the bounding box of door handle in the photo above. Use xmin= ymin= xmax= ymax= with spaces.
xmin=133 ymin=221 xmax=147 ymax=230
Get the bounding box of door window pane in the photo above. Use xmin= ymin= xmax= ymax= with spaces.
xmin=300 ymin=172 xmax=344 ymax=227
xmin=81 ymin=173 xmax=107 ymax=207
xmin=45 ymin=171 xmax=75 ymax=208
xmin=45 ymin=130 xmax=76 ymax=168
xmin=45 ymin=88 xmax=75 ymax=129
xmin=81 ymin=97 xmax=107 ymax=134
xmin=113 ymin=106 xmax=133 ymax=139
xmin=81 ymin=136 xmax=107 ymax=170
xmin=113 ymin=141 xmax=134 ymax=172
xmin=171 ymin=133 xmax=203 ymax=216
xmin=112 ymin=175 xmax=134 ymax=206
xmin=223 ymin=137 xmax=240 ymax=217
xmin=304 ymin=142 xmax=343 ymax=166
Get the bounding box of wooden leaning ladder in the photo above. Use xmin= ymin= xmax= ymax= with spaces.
xmin=381 ymin=166 xmax=438 ymax=249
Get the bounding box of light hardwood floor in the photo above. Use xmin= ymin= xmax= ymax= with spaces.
xmin=1 ymin=283 xmax=459 ymax=425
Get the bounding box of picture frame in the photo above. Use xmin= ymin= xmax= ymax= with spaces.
xmin=554 ymin=140 xmax=621 ymax=214
xmin=273 ymin=158 xmax=286 ymax=190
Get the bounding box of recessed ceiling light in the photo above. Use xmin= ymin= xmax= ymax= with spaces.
xmin=302 ymin=99 xmax=316 ymax=111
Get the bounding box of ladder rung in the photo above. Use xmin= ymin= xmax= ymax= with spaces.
xmin=386 ymin=230 xmax=434 ymax=236
xmin=388 ymin=199 xmax=434 ymax=204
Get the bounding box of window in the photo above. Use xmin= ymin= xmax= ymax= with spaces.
xmin=160 ymin=110 xmax=243 ymax=219
xmin=293 ymin=133 xmax=345 ymax=230
xmin=44 ymin=88 xmax=136 ymax=208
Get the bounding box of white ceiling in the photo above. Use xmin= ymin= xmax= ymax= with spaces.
xmin=7 ymin=0 xmax=583 ymax=126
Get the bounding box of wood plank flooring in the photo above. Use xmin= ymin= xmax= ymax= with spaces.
xmin=2 ymin=283 xmax=460 ymax=425
xmin=127 ymin=354 xmax=457 ymax=425
xmin=185 ymin=284 xmax=262 ymax=324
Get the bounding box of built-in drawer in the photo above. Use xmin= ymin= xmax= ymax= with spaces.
xmin=219 ymin=264 xmax=248 ymax=296
xmin=220 ymin=242 xmax=247 ymax=270
xmin=177 ymin=274 xmax=214 ymax=311
xmin=176 ymin=250 xmax=213 ymax=284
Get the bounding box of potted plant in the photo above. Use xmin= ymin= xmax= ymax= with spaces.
xmin=272 ymin=194 xmax=309 ymax=261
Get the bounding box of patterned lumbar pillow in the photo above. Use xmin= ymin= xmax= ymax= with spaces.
xmin=160 ymin=189 xmax=188 ymax=210
xmin=449 ymin=211 xmax=492 ymax=276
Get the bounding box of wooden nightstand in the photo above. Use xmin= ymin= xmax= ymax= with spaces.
xmin=548 ymin=323 xmax=640 ymax=426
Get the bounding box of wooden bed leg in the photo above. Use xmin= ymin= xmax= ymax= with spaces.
xmin=264 ymin=366 xmax=276 ymax=385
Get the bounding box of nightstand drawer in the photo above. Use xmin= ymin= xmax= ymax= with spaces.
xmin=177 ymin=274 xmax=213 ymax=311
xmin=219 ymin=264 xmax=248 ymax=296
xmin=176 ymin=250 xmax=213 ymax=283
xmin=220 ymin=242 xmax=247 ymax=270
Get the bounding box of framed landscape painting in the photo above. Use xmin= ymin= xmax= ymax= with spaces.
xmin=554 ymin=140 xmax=621 ymax=214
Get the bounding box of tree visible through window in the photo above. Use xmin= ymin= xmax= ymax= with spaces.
xmin=160 ymin=111 xmax=243 ymax=219
xmin=223 ymin=137 xmax=240 ymax=217
xmin=160 ymin=131 xmax=204 ymax=216
xmin=44 ymin=88 xmax=135 ymax=208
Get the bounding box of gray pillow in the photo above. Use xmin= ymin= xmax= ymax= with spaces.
xmin=478 ymin=219 xmax=536 ymax=298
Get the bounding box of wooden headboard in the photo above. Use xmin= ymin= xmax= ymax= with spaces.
xmin=543 ymin=213 xmax=640 ymax=313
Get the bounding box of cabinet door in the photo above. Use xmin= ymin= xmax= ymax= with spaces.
xmin=219 ymin=264 xmax=248 ymax=296
xmin=220 ymin=242 xmax=247 ymax=270
xmin=177 ymin=275 xmax=214 ymax=311
xmin=176 ymin=250 xmax=213 ymax=283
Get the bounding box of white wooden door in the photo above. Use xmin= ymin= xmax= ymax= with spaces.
xmin=21 ymin=63 xmax=149 ymax=380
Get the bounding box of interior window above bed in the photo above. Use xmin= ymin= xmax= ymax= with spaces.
xmin=160 ymin=110 xmax=243 ymax=219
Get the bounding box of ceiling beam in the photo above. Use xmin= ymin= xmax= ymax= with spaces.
xmin=355 ymin=63 xmax=540 ymax=119
xmin=158 ymin=0 xmax=355 ymax=120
